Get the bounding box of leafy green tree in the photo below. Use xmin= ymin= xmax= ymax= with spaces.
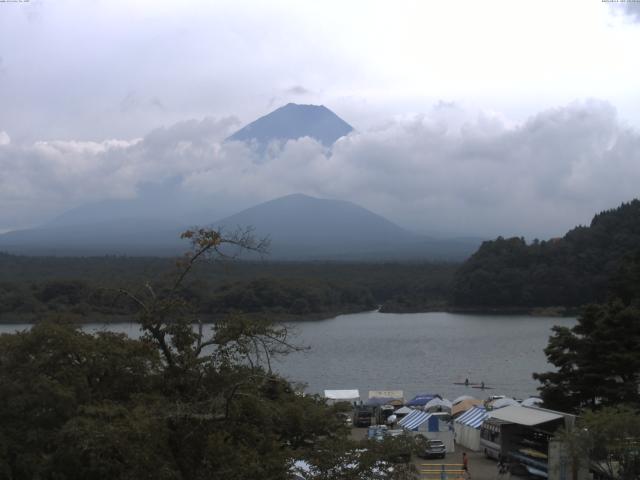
xmin=554 ymin=407 xmax=640 ymax=480
xmin=0 ymin=228 xmax=414 ymax=480
xmin=582 ymin=406 xmax=640 ymax=480
xmin=0 ymin=322 xmax=161 ymax=479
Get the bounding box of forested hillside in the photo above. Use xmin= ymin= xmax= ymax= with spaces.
xmin=0 ymin=255 xmax=455 ymax=321
xmin=452 ymin=200 xmax=640 ymax=308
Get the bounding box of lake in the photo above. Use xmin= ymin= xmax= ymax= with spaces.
xmin=0 ymin=311 xmax=575 ymax=402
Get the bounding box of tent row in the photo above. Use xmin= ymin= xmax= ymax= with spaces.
xmin=324 ymin=389 xmax=542 ymax=414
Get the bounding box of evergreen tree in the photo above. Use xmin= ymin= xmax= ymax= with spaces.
xmin=534 ymin=251 xmax=640 ymax=412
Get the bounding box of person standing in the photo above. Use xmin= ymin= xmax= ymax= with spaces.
xmin=462 ymin=451 xmax=470 ymax=479
xmin=496 ymin=455 xmax=506 ymax=479
xmin=498 ymin=458 xmax=510 ymax=479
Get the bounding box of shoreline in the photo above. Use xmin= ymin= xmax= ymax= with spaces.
xmin=0 ymin=304 xmax=580 ymax=325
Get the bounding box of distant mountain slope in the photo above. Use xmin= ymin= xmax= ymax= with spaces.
xmin=214 ymin=194 xmax=479 ymax=261
xmin=0 ymin=219 xmax=186 ymax=256
xmin=0 ymin=193 xmax=480 ymax=260
xmin=215 ymin=193 xmax=416 ymax=246
xmin=452 ymin=199 xmax=640 ymax=308
xmin=46 ymin=177 xmax=228 ymax=229
xmin=226 ymin=103 xmax=353 ymax=147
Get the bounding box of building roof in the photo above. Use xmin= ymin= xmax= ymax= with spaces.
xmin=488 ymin=406 xmax=563 ymax=426
xmin=455 ymin=406 xmax=488 ymax=429
xmin=324 ymin=389 xmax=360 ymax=401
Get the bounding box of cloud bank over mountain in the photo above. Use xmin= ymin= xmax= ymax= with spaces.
xmin=1 ymin=100 xmax=639 ymax=238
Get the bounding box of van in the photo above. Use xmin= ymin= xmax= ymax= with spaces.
xmin=354 ymin=409 xmax=373 ymax=427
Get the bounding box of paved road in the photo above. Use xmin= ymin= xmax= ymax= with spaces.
xmin=415 ymin=446 xmax=525 ymax=480
xmin=350 ymin=427 xmax=530 ymax=480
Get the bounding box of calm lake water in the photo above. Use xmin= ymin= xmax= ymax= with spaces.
xmin=0 ymin=311 xmax=575 ymax=402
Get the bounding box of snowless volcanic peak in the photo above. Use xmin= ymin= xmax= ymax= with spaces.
xmin=226 ymin=103 xmax=354 ymax=147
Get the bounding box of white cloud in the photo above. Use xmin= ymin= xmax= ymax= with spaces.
xmin=610 ymin=2 xmax=640 ymax=23
xmin=1 ymin=100 xmax=639 ymax=239
xmin=1 ymin=0 xmax=640 ymax=143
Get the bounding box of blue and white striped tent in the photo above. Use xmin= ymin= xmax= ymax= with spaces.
xmin=454 ymin=406 xmax=487 ymax=451
xmin=455 ymin=406 xmax=488 ymax=429
xmin=398 ymin=409 xmax=437 ymax=431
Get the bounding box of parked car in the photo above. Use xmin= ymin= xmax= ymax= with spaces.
xmin=418 ymin=439 xmax=446 ymax=459
xmin=337 ymin=412 xmax=353 ymax=426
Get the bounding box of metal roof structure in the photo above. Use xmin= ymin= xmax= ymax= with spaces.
xmin=488 ymin=406 xmax=563 ymax=426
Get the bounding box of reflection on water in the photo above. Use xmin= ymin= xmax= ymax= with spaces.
xmin=0 ymin=311 xmax=575 ymax=401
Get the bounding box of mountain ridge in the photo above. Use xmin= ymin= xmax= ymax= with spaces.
xmin=0 ymin=193 xmax=480 ymax=260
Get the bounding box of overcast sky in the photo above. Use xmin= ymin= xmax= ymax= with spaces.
xmin=1 ymin=0 xmax=640 ymax=237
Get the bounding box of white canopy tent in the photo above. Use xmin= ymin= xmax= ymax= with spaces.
xmin=424 ymin=397 xmax=452 ymax=412
xmin=488 ymin=397 xmax=520 ymax=409
xmin=452 ymin=395 xmax=475 ymax=405
xmin=521 ymin=397 xmax=543 ymax=407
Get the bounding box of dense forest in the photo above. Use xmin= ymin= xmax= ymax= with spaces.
xmin=0 ymin=253 xmax=456 ymax=322
xmin=452 ymin=200 xmax=640 ymax=309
